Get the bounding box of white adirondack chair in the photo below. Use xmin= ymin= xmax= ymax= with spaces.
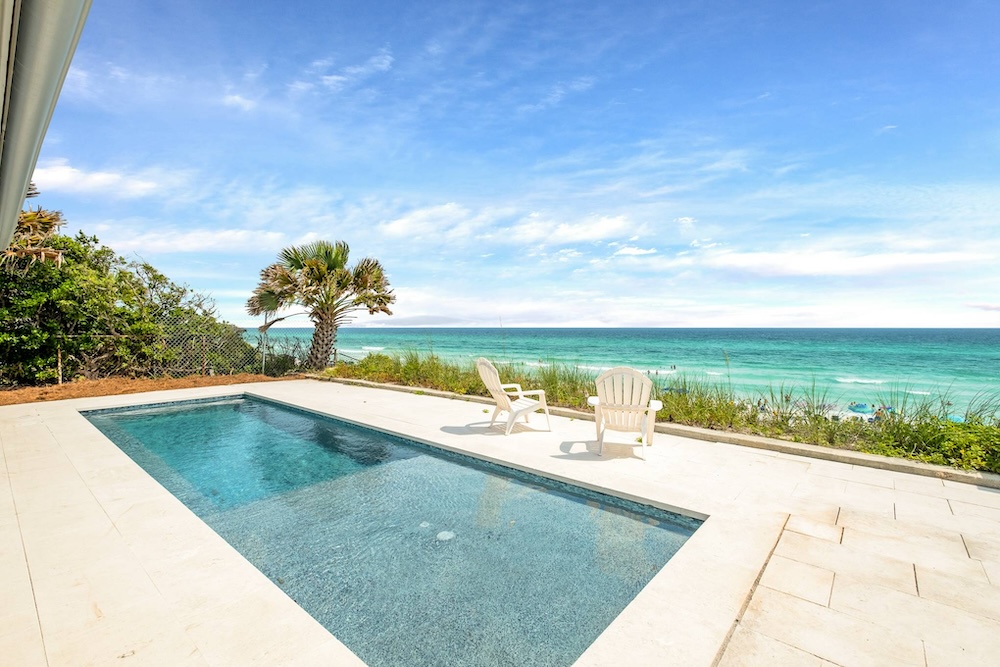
xmin=476 ymin=358 xmax=551 ymax=435
xmin=587 ymin=367 xmax=663 ymax=459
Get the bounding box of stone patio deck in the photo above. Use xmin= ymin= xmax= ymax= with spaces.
xmin=2 ymin=379 xmax=999 ymax=665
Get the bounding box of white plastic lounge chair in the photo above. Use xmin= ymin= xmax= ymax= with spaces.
xmin=476 ymin=357 xmax=551 ymax=435
xmin=587 ymin=367 xmax=663 ymax=460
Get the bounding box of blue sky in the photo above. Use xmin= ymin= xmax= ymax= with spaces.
xmin=32 ymin=0 xmax=1000 ymax=328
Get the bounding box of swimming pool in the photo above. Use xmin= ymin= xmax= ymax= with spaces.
xmin=86 ymin=395 xmax=701 ymax=667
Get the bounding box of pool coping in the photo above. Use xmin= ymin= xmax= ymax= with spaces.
xmin=312 ymin=375 xmax=1000 ymax=490
xmin=1 ymin=380 xmax=791 ymax=666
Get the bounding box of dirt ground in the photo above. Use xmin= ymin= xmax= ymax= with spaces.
xmin=0 ymin=374 xmax=303 ymax=407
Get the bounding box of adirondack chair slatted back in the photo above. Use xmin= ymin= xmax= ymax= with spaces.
xmin=595 ymin=367 xmax=653 ymax=431
xmin=476 ymin=358 xmax=513 ymax=411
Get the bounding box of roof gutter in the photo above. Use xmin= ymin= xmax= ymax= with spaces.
xmin=0 ymin=0 xmax=91 ymax=249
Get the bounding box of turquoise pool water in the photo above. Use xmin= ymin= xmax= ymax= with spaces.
xmin=86 ymin=396 xmax=700 ymax=667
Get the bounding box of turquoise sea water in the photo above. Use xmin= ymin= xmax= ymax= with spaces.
xmin=263 ymin=328 xmax=1000 ymax=412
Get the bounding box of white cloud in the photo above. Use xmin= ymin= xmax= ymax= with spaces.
xmin=223 ymin=94 xmax=256 ymax=111
xmin=555 ymin=214 xmax=630 ymax=241
xmin=379 ymin=203 xmax=477 ymax=239
xmin=675 ymin=216 xmax=696 ymax=232
xmin=62 ymin=65 xmax=95 ymax=100
xmin=702 ymin=248 xmax=989 ymax=277
xmin=505 ymin=213 xmax=632 ymax=244
xmin=555 ymin=249 xmax=582 ymax=261
xmin=614 ymin=246 xmax=657 ymax=256
xmin=32 ymin=158 xmax=167 ymax=198
xmin=288 ymin=81 xmax=315 ymax=94
xmin=107 ymin=228 xmax=287 ymax=253
xmin=553 ymin=215 xmax=632 ymax=241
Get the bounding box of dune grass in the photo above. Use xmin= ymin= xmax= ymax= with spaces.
xmin=322 ymin=352 xmax=1000 ymax=474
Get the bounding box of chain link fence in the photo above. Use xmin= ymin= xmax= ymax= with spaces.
xmin=43 ymin=317 xmax=317 ymax=384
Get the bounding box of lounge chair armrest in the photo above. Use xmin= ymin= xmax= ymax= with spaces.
xmin=649 ymin=399 xmax=663 ymax=411
xmin=587 ymin=396 xmax=599 ymax=407
xmin=500 ymin=383 xmax=523 ymax=393
xmin=518 ymin=389 xmax=545 ymax=398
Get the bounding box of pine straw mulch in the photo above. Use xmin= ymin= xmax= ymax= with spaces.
xmin=0 ymin=373 xmax=303 ymax=406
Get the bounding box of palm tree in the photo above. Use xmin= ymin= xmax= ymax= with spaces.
xmin=246 ymin=240 xmax=394 ymax=370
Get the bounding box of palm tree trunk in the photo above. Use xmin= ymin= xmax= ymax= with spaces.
xmin=307 ymin=317 xmax=336 ymax=370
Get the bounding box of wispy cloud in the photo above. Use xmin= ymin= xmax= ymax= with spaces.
xmin=519 ymin=76 xmax=595 ymax=112
xmin=503 ymin=212 xmax=633 ymax=244
xmin=291 ymin=48 xmax=395 ymax=94
xmin=63 ymin=62 xmax=180 ymax=107
xmin=103 ymin=228 xmax=287 ymax=253
xmin=554 ymin=249 xmax=583 ymax=261
xmin=222 ymin=93 xmax=256 ymax=111
xmin=378 ymin=203 xmax=508 ymax=241
xmin=614 ymin=245 xmax=657 ymax=256
xmin=700 ymin=248 xmax=989 ymax=277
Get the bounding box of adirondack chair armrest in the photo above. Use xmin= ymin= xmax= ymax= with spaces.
xmin=518 ymin=389 xmax=546 ymax=399
xmin=588 ymin=398 xmax=661 ymax=412
xmin=500 ymin=383 xmax=523 ymax=394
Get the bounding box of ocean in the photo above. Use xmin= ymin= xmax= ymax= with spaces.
xmin=260 ymin=328 xmax=1000 ymax=412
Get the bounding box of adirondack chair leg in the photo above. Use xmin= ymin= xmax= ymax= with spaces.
xmin=505 ymin=414 xmax=517 ymax=436
xmin=490 ymin=406 xmax=502 ymax=427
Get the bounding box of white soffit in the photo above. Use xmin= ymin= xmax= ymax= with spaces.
xmin=0 ymin=0 xmax=91 ymax=249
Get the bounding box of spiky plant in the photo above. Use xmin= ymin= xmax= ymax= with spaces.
xmin=2 ymin=195 xmax=66 ymax=271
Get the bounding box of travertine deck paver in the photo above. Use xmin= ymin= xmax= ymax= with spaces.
xmin=2 ymin=379 xmax=1000 ymax=665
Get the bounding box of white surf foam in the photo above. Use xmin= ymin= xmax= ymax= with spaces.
xmin=835 ymin=377 xmax=885 ymax=385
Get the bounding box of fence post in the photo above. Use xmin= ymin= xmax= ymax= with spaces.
xmin=58 ymin=344 xmax=63 ymax=384
xmin=261 ymin=331 xmax=268 ymax=375
xmin=201 ymin=335 xmax=207 ymax=375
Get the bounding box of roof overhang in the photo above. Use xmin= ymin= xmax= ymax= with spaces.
xmin=0 ymin=0 xmax=91 ymax=249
